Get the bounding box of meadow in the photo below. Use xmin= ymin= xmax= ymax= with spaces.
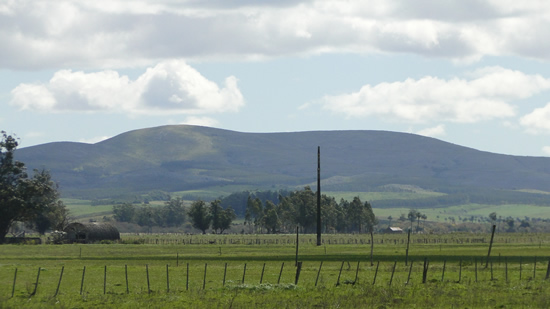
xmin=2 ymin=233 xmax=550 ymax=308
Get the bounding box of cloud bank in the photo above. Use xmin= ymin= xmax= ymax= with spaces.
xmin=10 ymin=60 xmax=244 ymax=115
xmin=317 ymin=67 xmax=550 ymax=124
xmin=3 ymin=0 xmax=550 ymax=69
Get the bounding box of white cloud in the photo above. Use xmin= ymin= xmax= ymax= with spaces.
xmin=543 ymin=146 xmax=550 ymax=156
xmin=9 ymin=60 xmax=244 ymax=115
xmin=317 ymin=67 xmax=550 ymax=123
xmin=520 ymin=103 xmax=550 ymax=134
xmin=181 ymin=116 xmax=220 ymax=127
xmin=416 ymin=125 xmax=446 ymax=138
xmin=3 ymin=1 xmax=550 ymax=69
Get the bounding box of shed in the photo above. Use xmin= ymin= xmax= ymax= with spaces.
xmin=385 ymin=227 xmax=404 ymax=234
xmin=64 ymin=222 xmax=120 ymax=243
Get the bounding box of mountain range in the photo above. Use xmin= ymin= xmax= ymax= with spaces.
xmin=14 ymin=125 xmax=550 ymax=203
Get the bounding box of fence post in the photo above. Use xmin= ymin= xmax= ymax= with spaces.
xmin=534 ymin=256 xmax=537 ymax=279
xmin=458 ymin=260 xmax=462 ymax=283
xmin=422 ymin=258 xmax=429 ymax=284
xmin=242 ymin=263 xmax=247 ymax=284
xmin=186 ymin=263 xmax=189 ymax=291
xmin=80 ymin=266 xmax=86 ymax=295
xmin=166 ymin=264 xmax=170 ymax=293
xmin=389 ymin=261 xmax=397 ymax=286
xmin=104 ymin=266 xmax=107 ymax=295
xmin=278 ymin=262 xmax=284 ymax=284
xmin=441 ymin=260 xmax=446 ymax=282
xmin=223 ymin=263 xmax=227 ymax=286
xmin=315 ymin=261 xmax=323 ymax=287
xmin=11 ymin=268 xmax=17 ymax=298
xmin=54 ymin=266 xmax=64 ymax=297
xmin=406 ymin=261 xmax=413 ymax=285
xmin=295 ymin=262 xmax=303 ymax=285
xmin=125 ymin=265 xmax=129 ymax=294
xmin=373 ymin=261 xmax=380 ymax=285
xmin=353 ymin=261 xmax=360 ymax=285
xmin=336 ymin=261 xmax=344 ymax=286
xmin=203 ymin=263 xmax=207 ymax=290
xmin=31 ymin=267 xmax=40 ymax=296
xmin=146 ymin=264 xmax=150 ymax=294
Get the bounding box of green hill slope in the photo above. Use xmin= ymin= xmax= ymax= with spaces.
xmin=15 ymin=125 xmax=550 ymax=202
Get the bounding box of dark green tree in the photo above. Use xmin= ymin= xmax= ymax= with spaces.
xmin=1 ymin=132 xmax=62 ymax=242
xmin=218 ymin=207 xmax=236 ymax=234
xmin=162 ymin=197 xmax=186 ymax=227
xmin=262 ymin=200 xmax=280 ymax=234
xmin=188 ymin=200 xmax=211 ymax=234
xmin=113 ymin=203 xmax=136 ymax=222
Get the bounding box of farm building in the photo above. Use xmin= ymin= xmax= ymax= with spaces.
xmin=63 ymin=222 xmax=120 ymax=243
xmin=385 ymin=227 xmax=404 ymax=234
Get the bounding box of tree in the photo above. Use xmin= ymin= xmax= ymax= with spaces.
xmin=162 ymin=197 xmax=186 ymax=227
xmin=188 ymin=200 xmax=211 ymax=234
xmin=407 ymin=209 xmax=418 ymax=232
xmin=0 ymin=132 xmax=62 ymax=242
xmin=363 ymin=200 xmax=378 ymax=266
xmin=113 ymin=203 xmax=136 ymax=223
xmin=262 ymin=200 xmax=280 ymax=233
xmin=218 ymin=207 xmax=236 ymax=234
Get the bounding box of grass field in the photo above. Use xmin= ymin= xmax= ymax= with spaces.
xmin=2 ymin=233 xmax=550 ymax=308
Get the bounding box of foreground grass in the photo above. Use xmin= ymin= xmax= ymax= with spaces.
xmin=2 ymin=233 xmax=550 ymax=308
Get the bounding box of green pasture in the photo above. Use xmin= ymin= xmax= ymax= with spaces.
xmin=2 ymin=233 xmax=550 ymax=307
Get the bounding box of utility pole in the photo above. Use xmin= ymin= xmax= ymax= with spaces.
xmin=317 ymin=146 xmax=322 ymax=246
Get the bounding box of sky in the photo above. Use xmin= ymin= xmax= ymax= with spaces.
xmin=3 ymin=1 xmax=550 ymax=157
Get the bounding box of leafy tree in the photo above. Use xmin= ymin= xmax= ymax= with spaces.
xmin=26 ymin=200 xmax=70 ymax=234
xmin=162 ymin=197 xmax=186 ymax=227
xmin=0 ymin=132 xmax=62 ymax=242
xmin=407 ymin=209 xmax=418 ymax=232
xmin=217 ymin=207 xmax=236 ymax=234
xmin=210 ymin=199 xmax=223 ymax=234
xmin=262 ymin=200 xmax=280 ymax=234
xmin=188 ymin=200 xmax=211 ymax=234
xmin=363 ymin=200 xmax=378 ymax=266
xmin=113 ymin=203 xmax=136 ymax=222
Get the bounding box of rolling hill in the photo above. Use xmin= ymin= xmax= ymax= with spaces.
xmin=14 ymin=125 xmax=550 ymax=204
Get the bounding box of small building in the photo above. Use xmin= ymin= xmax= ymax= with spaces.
xmin=385 ymin=227 xmax=404 ymax=234
xmin=64 ymin=222 xmax=120 ymax=243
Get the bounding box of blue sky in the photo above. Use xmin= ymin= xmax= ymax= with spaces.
xmin=2 ymin=1 xmax=550 ymax=156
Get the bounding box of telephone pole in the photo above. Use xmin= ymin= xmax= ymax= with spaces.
xmin=317 ymin=146 xmax=321 ymax=246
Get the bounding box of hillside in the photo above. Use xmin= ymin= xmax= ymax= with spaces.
xmin=14 ymin=125 xmax=550 ymax=203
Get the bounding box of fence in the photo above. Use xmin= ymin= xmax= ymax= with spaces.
xmin=4 ymin=257 xmax=550 ymax=298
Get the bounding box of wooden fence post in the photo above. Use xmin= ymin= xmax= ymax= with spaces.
xmin=80 ymin=266 xmax=86 ymax=295
xmin=373 ymin=261 xmax=380 ymax=285
xmin=295 ymin=262 xmax=303 ymax=285
xmin=31 ymin=267 xmax=40 ymax=296
xmin=11 ymin=268 xmax=17 ymax=298
xmin=166 ymin=264 xmax=170 ymax=293
xmin=260 ymin=263 xmax=266 ymax=284
xmin=406 ymin=261 xmax=413 ymax=285
xmin=353 ymin=261 xmax=360 ymax=285
xmin=389 ymin=261 xmax=397 ymax=286
xmin=336 ymin=261 xmax=344 ymax=286
xmin=278 ymin=262 xmax=284 ymax=284
xmin=146 ymin=264 xmax=150 ymax=294
xmin=104 ymin=266 xmax=107 ymax=295
xmin=54 ymin=266 xmax=64 ymax=297
xmin=125 ymin=265 xmax=129 ymax=294
xmin=186 ymin=263 xmax=189 ymax=291
xmin=223 ymin=263 xmax=227 ymax=286
xmin=486 ymin=225 xmax=496 ymax=268
xmin=202 ymin=263 xmax=207 ymax=290
xmin=315 ymin=261 xmax=323 ymax=287
xmin=441 ymin=260 xmax=446 ymax=282
xmin=242 ymin=263 xmax=247 ymax=284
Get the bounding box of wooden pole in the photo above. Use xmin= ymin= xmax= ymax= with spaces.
xmin=31 ymin=267 xmax=40 ymax=296
xmin=353 ymin=261 xmax=360 ymax=285
xmin=545 ymin=258 xmax=550 ymax=280
xmin=389 ymin=261 xmax=397 ymax=286
xmin=223 ymin=263 xmax=227 ymax=286
xmin=146 ymin=264 xmax=150 ymax=294
xmin=186 ymin=263 xmax=189 ymax=291
xmin=125 ymin=265 xmax=129 ymax=294
xmin=406 ymin=261 xmax=413 ymax=285
xmin=373 ymin=261 xmax=380 ymax=285
xmin=458 ymin=259 xmax=462 ymax=283
xmin=54 ymin=266 xmax=64 ymax=297
xmin=486 ymin=225 xmax=496 ymax=268
xmin=475 ymin=259 xmax=478 ymax=282
xmin=405 ymin=229 xmax=411 ymax=266
xmin=202 ymin=263 xmax=207 ymax=290
xmin=441 ymin=260 xmax=446 ymax=282
xmin=520 ymin=257 xmax=522 ymax=280
xmin=315 ymin=261 xmax=323 ymax=287
xmin=11 ymin=268 xmax=17 ymax=298
xmin=242 ymin=263 xmax=247 ymax=284
xmin=80 ymin=266 xmax=86 ymax=295
xmin=336 ymin=261 xmax=344 ymax=286
xmin=534 ymin=256 xmax=537 ymax=279
xmin=104 ymin=265 xmax=107 ymax=295
xmin=316 ymin=146 xmax=321 ymax=246
xmin=260 ymin=263 xmax=266 ymax=284
xmin=295 ymin=262 xmax=303 ymax=285
xmin=166 ymin=264 xmax=170 ymax=293
xmin=295 ymin=226 xmax=299 ymax=266
xmin=278 ymin=262 xmax=284 ymax=284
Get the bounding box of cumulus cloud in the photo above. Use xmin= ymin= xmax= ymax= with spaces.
xmin=416 ymin=124 xmax=446 ymax=138
xmin=520 ymin=103 xmax=550 ymax=134
xmin=9 ymin=60 xmax=244 ymax=115
xmin=317 ymin=67 xmax=550 ymax=123
xmin=2 ymin=1 xmax=550 ymax=69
